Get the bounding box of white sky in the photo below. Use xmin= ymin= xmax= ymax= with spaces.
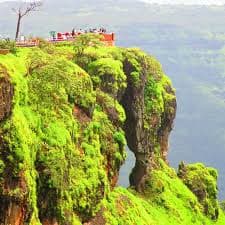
xmin=139 ymin=0 xmax=225 ymax=5
xmin=0 ymin=0 xmax=34 ymax=2
xmin=0 ymin=0 xmax=225 ymax=5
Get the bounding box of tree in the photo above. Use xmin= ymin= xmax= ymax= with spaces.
xmin=73 ymin=33 xmax=104 ymax=57
xmin=73 ymin=33 xmax=105 ymax=69
xmin=12 ymin=1 xmax=43 ymax=40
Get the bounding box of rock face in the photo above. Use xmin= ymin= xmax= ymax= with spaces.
xmin=0 ymin=46 xmax=128 ymax=224
xmin=0 ymin=65 xmax=23 ymax=225
xmin=0 ymin=46 xmax=177 ymax=224
xmin=0 ymin=183 xmax=28 ymax=225
xmin=0 ymin=64 xmax=13 ymax=122
xmin=0 ymin=201 xmax=25 ymax=225
xmin=120 ymin=49 xmax=176 ymax=191
xmin=0 ymin=109 xmax=30 ymax=225
xmin=178 ymin=162 xmax=219 ymax=220
xmin=5 ymin=43 xmax=223 ymax=225
xmin=0 ymin=137 xmax=29 ymax=225
xmin=157 ymin=84 xmax=177 ymax=161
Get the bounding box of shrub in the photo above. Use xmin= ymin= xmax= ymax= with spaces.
xmin=220 ymin=201 xmax=225 ymax=213
xmin=0 ymin=40 xmax=17 ymax=54
xmin=88 ymin=58 xmax=127 ymax=97
xmin=178 ymin=162 xmax=219 ymax=220
xmin=113 ymin=131 xmax=126 ymax=150
xmin=73 ymin=33 xmax=104 ymax=57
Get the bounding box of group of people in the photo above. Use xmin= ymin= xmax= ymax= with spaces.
xmin=49 ymin=28 xmax=109 ymax=42
xmin=71 ymin=27 xmax=107 ymax=36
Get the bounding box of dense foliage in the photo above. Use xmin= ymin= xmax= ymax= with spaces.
xmin=0 ymin=41 xmax=224 ymax=225
xmin=178 ymin=162 xmax=219 ymax=220
xmin=0 ymin=39 xmax=17 ymax=54
xmin=103 ymin=162 xmax=225 ymax=225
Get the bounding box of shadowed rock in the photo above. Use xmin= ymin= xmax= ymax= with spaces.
xmin=120 ymin=51 xmax=176 ymax=191
xmin=0 ymin=64 xmax=14 ymax=122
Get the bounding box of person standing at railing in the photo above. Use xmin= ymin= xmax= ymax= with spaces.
xmin=72 ymin=29 xmax=75 ymax=37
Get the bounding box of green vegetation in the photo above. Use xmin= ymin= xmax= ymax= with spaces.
xmin=73 ymin=33 xmax=104 ymax=68
xmin=122 ymin=48 xmax=145 ymax=86
xmin=73 ymin=33 xmax=104 ymax=56
xmin=0 ymin=45 xmax=126 ymax=223
xmin=102 ymin=162 xmax=225 ymax=225
xmin=0 ymin=41 xmax=224 ymax=225
xmin=178 ymin=162 xmax=219 ymax=220
xmin=0 ymin=39 xmax=17 ymax=54
xmin=88 ymin=58 xmax=126 ymax=97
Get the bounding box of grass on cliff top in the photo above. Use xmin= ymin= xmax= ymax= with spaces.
xmin=103 ymin=187 xmax=225 ymax=225
xmin=103 ymin=162 xmax=225 ymax=225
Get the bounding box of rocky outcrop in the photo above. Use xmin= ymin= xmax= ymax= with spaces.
xmin=178 ymin=162 xmax=219 ymax=220
xmin=0 ymin=200 xmax=26 ymax=225
xmin=157 ymin=84 xmax=177 ymax=161
xmin=0 ymin=41 xmax=224 ymax=225
xmin=42 ymin=218 xmax=59 ymax=225
xmin=0 ymin=45 xmax=176 ymax=224
xmin=83 ymin=208 xmax=106 ymax=225
xmin=121 ymin=55 xmax=150 ymax=190
xmin=0 ymin=64 xmax=24 ymax=225
xmin=120 ymin=49 xmax=176 ymax=191
xmin=0 ymin=64 xmax=13 ymax=122
xmin=0 ymin=137 xmax=29 ymax=225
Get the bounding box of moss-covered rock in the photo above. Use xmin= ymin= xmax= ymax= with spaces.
xmin=88 ymin=58 xmax=126 ymax=98
xmin=178 ymin=162 xmax=219 ymax=220
xmin=0 ymin=42 xmax=223 ymax=225
xmin=95 ymin=161 xmax=225 ymax=225
xmin=0 ymin=46 xmax=126 ymax=224
xmin=0 ymin=64 xmax=14 ymax=121
xmin=120 ymin=48 xmax=176 ymax=190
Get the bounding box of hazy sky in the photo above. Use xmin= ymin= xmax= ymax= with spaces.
xmin=139 ymin=0 xmax=225 ymax=5
xmin=0 ymin=0 xmax=225 ymax=5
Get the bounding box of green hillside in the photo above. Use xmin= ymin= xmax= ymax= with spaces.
xmin=0 ymin=38 xmax=224 ymax=224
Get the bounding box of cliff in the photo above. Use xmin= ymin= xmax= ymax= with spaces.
xmin=0 ymin=38 xmax=224 ymax=225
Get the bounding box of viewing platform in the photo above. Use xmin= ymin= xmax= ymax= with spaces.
xmin=14 ymin=32 xmax=115 ymax=48
xmin=49 ymin=30 xmax=115 ymax=46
